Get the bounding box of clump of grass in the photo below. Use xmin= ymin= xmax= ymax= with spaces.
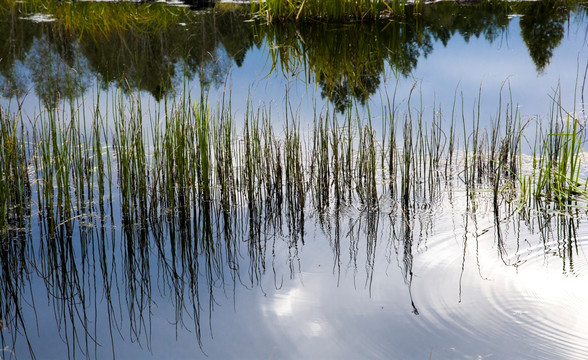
xmin=5 ymin=79 xmax=588 ymax=243
xmin=242 ymin=103 xmax=263 ymax=207
xmin=2 ymin=0 xmax=193 ymax=39
xmin=91 ymin=94 xmax=111 ymax=217
xmin=534 ymin=114 xmax=586 ymax=204
xmin=311 ymin=111 xmax=331 ymax=216
xmin=283 ymin=111 xmax=306 ymax=239
xmin=259 ymin=110 xmax=284 ymax=219
xmin=253 ymin=0 xmax=403 ymax=23
xmin=213 ymin=101 xmax=237 ymax=214
xmin=112 ymin=92 xmax=149 ymax=227
xmin=487 ymin=84 xmax=524 ymax=211
xmin=31 ymin=104 xmax=77 ymax=235
xmin=356 ymin=112 xmax=379 ymax=210
xmin=20 ymin=85 xmax=114 ymax=241
xmin=0 ymin=105 xmax=30 ymax=237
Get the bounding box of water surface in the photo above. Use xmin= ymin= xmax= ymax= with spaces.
xmin=1 ymin=1 xmax=588 ymax=359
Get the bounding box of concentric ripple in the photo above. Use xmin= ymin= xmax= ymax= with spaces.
xmin=411 ymin=201 xmax=588 ymax=359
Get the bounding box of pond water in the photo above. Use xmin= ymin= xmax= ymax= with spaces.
xmin=1 ymin=1 xmax=588 ymax=359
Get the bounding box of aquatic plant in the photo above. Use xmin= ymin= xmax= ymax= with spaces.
xmin=534 ymin=114 xmax=586 ymax=204
xmin=1 ymin=0 xmax=192 ymax=36
xmin=2 ymin=77 xmax=588 ymax=359
xmin=253 ymin=0 xmax=396 ymax=22
xmin=3 ymin=81 xmax=586 ymax=245
xmin=2 ymin=0 xmax=581 ymax=111
xmin=0 ymin=105 xmax=30 ymax=237
xmin=112 ymin=92 xmax=149 ymax=227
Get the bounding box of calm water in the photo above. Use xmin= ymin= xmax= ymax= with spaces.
xmin=1 ymin=1 xmax=588 ymax=359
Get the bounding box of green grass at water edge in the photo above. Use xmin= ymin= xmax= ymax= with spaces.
xmin=1 ymin=0 xmax=193 ymax=37
xmin=2 ymin=83 xmax=587 ymax=239
xmin=0 ymin=105 xmax=30 ymax=236
xmin=252 ymin=0 xmax=416 ymax=22
xmin=2 ymin=83 xmax=588 ymax=358
xmin=533 ymin=114 xmax=587 ymax=205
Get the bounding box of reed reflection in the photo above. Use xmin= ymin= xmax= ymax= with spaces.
xmin=1 ymin=103 xmax=587 ymax=358
xmin=1 ymin=40 xmax=587 ymax=359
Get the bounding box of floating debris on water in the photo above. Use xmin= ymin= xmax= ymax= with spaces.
xmin=18 ymin=13 xmax=55 ymax=22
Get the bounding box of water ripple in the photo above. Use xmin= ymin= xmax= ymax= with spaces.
xmin=412 ymin=209 xmax=588 ymax=359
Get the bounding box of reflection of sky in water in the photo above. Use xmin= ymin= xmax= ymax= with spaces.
xmin=167 ymin=191 xmax=588 ymax=359
xmin=413 ymin=17 xmax=586 ymax=113
xmin=3 ymin=5 xmax=588 ymax=360
xmin=217 ymin=16 xmax=587 ymax=134
xmin=2 ymin=10 xmax=586 ymax=134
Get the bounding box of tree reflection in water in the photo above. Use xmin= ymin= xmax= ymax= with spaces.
xmin=0 ymin=0 xmax=586 ymax=358
xmin=0 ymin=0 xmax=579 ymax=108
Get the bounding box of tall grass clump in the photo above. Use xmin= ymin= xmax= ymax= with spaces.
xmin=283 ymin=110 xmax=306 ymax=238
xmin=259 ymin=111 xmax=284 ymax=219
xmin=356 ymin=113 xmax=379 ymax=210
xmin=91 ymin=96 xmax=111 ymax=216
xmin=2 ymin=0 xmax=193 ymax=38
xmin=32 ymin=105 xmax=76 ymax=235
xmin=5 ymin=79 xmax=588 ymax=240
xmin=150 ymin=94 xmax=198 ymax=218
xmin=311 ymin=112 xmax=331 ymax=216
xmin=534 ymin=114 xmax=586 ymax=205
xmin=386 ymin=84 xmax=449 ymax=214
xmin=112 ymin=92 xmax=149 ymax=227
xmin=213 ymin=102 xmax=237 ymax=214
xmin=488 ymin=86 xmax=524 ymax=209
xmin=26 ymin=91 xmax=113 ymax=238
xmin=0 ymin=106 xmax=30 ymax=236
xmin=241 ymin=104 xmax=263 ymax=208
xmin=254 ymin=0 xmax=402 ymax=22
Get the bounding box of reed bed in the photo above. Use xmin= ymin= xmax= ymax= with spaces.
xmin=1 ymin=86 xmax=587 ymax=241
xmin=532 ymin=114 xmax=586 ymax=203
xmin=0 ymin=105 xmax=30 ymax=238
xmin=1 ymin=85 xmax=587 ymax=247
xmin=253 ymin=0 xmax=417 ymax=22
xmin=1 ymin=0 xmax=192 ymax=38
xmin=0 ymin=83 xmax=587 ymax=360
